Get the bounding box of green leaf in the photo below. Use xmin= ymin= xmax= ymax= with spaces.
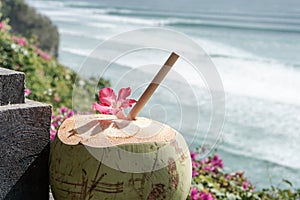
xmin=282 ymin=179 xmax=293 ymax=187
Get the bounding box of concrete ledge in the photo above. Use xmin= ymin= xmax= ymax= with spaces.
xmin=0 ymin=68 xmax=25 ymax=106
xmin=0 ymin=99 xmax=51 ymax=199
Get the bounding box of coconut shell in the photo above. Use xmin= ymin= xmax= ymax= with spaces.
xmin=49 ymin=115 xmax=192 ymax=200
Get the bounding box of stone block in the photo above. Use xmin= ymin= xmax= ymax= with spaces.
xmin=0 ymin=68 xmax=25 ymax=106
xmin=0 ymin=99 xmax=51 ymax=199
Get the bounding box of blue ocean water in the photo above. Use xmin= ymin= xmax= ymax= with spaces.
xmin=27 ymin=0 xmax=300 ymax=189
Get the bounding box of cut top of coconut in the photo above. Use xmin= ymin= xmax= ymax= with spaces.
xmin=57 ymin=114 xmax=177 ymax=147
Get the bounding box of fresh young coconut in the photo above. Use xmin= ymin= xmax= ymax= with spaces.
xmin=49 ymin=114 xmax=192 ymax=200
xmin=50 ymin=53 xmax=192 ymax=199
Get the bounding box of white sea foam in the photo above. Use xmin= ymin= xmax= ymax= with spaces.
xmin=61 ymin=47 xmax=91 ymax=57
xmin=216 ymin=58 xmax=300 ymax=105
xmin=60 ymin=35 xmax=300 ymax=107
xmin=26 ymin=0 xmax=64 ymax=8
xmin=221 ymin=135 xmax=300 ymax=170
xmin=85 ymin=22 xmax=116 ymax=29
xmin=59 ymin=29 xmax=84 ymax=37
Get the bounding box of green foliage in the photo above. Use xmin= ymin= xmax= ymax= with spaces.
xmin=0 ymin=21 xmax=110 ymax=111
xmin=189 ymin=152 xmax=300 ymax=200
xmin=256 ymin=182 xmax=300 ymax=200
xmin=189 ymin=152 xmax=259 ymax=200
xmin=1 ymin=0 xmax=59 ymax=56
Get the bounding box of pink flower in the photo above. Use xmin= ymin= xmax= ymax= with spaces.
xmin=12 ymin=36 xmax=18 ymax=41
xmin=50 ymin=129 xmax=57 ymax=141
xmin=60 ymin=106 xmax=68 ymax=113
xmin=54 ymin=93 xmax=60 ymax=102
xmin=190 ymin=151 xmax=197 ymax=160
xmin=41 ymin=52 xmax=51 ymax=60
xmin=12 ymin=36 xmax=26 ymax=46
xmin=25 ymin=88 xmax=31 ymax=97
xmin=0 ymin=22 xmax=5 ymax=30
xmin=67 ymin=110 xmax=74 ymax=118
xmin=192 ymin=161 xmax=200 ymax=168
xmin=93 ymin=87 xmax=137 ymax=116
xmin=34 ymin=46 xmax=51 ymax=60
xmin=200 ymin=157 xmax=209 ymax=165
xmin=200 ymin=192 xmax=214 ymax=200
xmin=242 ymin=180 xmax=252 ymax=190
xmin=203 ymin=165 xmax=215 ymax=172
xmin=211 ymin=154 xmax=224 ymax=169
xmin=192 ymin=169 xmax=198 ymax=177
xmin=52 ymin=121 xmax=59 ymax=127
xmin=190 ymin=188 xmax=200 ymax=200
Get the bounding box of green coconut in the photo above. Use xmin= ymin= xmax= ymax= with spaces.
xmin=49 ymin=114 xmax=192 ymax=200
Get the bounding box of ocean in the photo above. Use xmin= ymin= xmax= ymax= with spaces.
xmin=27 ymin=0 xmax=300 ymax=189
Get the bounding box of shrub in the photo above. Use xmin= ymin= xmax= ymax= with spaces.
xmin=188 ymin=151 xmax=258 ymax=200
xmin=1 ymin=0 xmax=59 ymax=56
xmin=188 ymin=151 xmax=300 ymax=200
xmin=0 ymin=19 xmax=109 ymax=111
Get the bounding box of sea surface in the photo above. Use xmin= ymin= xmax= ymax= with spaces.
xmin=27 ymin=0 xmax=300 ymax=189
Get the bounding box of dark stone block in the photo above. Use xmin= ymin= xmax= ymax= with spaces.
xmin=5 ymin=144 xmax=50 ymax=200
xmin=0 ymin=100 xmax=51 ymax=199
xmin=0 ymin=68 xmax=25 ymax=106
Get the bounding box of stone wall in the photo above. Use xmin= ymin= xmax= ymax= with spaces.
xmin=0 ymin=67 xmax=51 ymax=199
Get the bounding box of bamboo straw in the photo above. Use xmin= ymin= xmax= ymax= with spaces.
xmin=128 ymin=52 xmax=179 ymax=120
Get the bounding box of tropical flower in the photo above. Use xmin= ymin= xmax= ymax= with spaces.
xmin=12 ymin=36 xmax=26 ymax=46
xmin=190 ymin=188 xmax=200 ymax=200
xmin=0 ymin=22 xmax=5 ymax=30
xmin=92 ymin=87 xmax=137 ymax=118
xmin=34 ymin=45 xmax=51 ymax=60
xmin=25 ymin=88 xmax=31 ymax=97
xmin=41 ymin=52 xmax=51 ymax=60
xmin=50 ymin=106 xmax=74 ymax=141
xmin=242 ymin=180 xmax=251 ymax=190
xmin=50 ymin=129 xmax=57 ymax=141
xmin=200 ymin=191 xmax=214 ymax=200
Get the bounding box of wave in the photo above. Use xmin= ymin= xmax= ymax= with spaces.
xmin=27 ymin=0 xmax=64 ymax=8
xmin=62 ymin=0 xmax=300 ymax=20
xmin=220 ymin=143 xmax=300 ymax=171
xmin=61 ymin=47 xmax=90 ymax=57
xmin=103 ymin=8 xmax=300 ymax=26
xmin=59 ymin=29 xmax=92 ymax=38
xmin=29 ymin=1 xmax=300 ymax=34
xmin=168 ymin=20 xmax=300 ymax=33
xmin=85 ymin=22 xmax=117 ymax=29
xmin=60 ymin=36 xmax=300 ymax=106
xmin=82 ymin=13 xmax=300 ymax=34
xmin=94 ymin=12 xmax=300 ymax=33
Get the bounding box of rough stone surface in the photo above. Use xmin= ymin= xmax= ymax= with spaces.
xmin=0 ymin=68 xmax=25 ymax=106
xmin=0 ymin=99 xmax=51 ymax=199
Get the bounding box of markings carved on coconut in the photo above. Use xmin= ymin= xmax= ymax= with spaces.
xmin=147 ymin=184 xmax=167 ymax=200
xmin=54 ymin=167 xmax=124 ymax=198
xmin=167 ymin=157 xmax=179 ymax=190
xmin=170 ymin=139 xmax=188 ymax=164
xmin=129 ymin=173 xmax=149 ymax=199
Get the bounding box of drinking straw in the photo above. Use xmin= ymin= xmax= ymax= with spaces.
xmin=128 ymin=52 xmax=179 ymax=120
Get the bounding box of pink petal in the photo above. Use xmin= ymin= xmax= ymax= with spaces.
xmin=24 ymin=88 xmax=31 ymax=96
xmin=41 ymin=52 xmax=51 ymax=60
xmin=120 ymin=98 xmax=137 ymax=109
xmin=50 ymin=130 xmax=57 ymax=141
xmin=128 ymin=99 xmax=137 ymax=107
xmin=92 ymin=102 xmax=112 ymax=114
xmin=99 ymin=88 xmax=116 ymax=106
xmin=114 ymin=110 xmax=127 ymax=119
xmin=117 ymin=87 xmax=131 ymax=101
xmin=0 ymin=22 xmax=5 ymax=30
